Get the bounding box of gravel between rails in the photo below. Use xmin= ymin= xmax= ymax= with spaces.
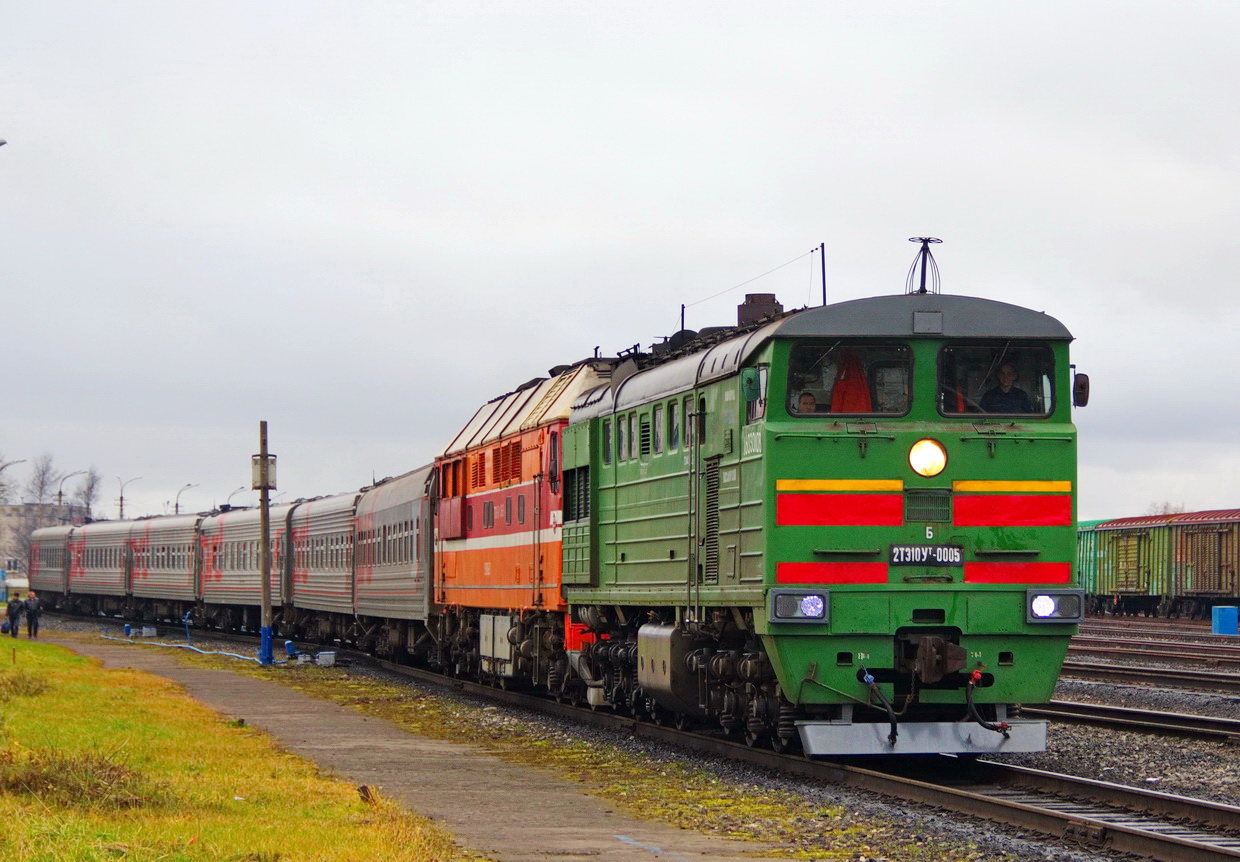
xmin=43 ymin=616 xmax=1143 ymax=862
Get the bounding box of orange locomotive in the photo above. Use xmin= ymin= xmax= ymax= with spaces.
xmin=431 ymin=360 xmax=613 ymax=680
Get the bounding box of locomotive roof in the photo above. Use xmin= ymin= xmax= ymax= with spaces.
xmin=770 ymin=292 xmax=1074 ymax=340
xmin=574 ymin=292 xmax=1073 ymax=418
xmin=440 ymin=361 xmax=612 ymax=458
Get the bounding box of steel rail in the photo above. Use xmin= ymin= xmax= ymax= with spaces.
xmin=1022 ymin=700 xmax=1240 ymax=743
xmin=1060 ymin=660 xmax=1240 ymax=692
xmin=1074 ymin=635 xmax=1240 ymax=656
xmin=1068 ymin=643 xmax=1240 ymax=668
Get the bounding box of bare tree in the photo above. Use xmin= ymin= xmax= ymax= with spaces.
xmin=1145 ymin=500 xmax=1186 ymax=516
xmin=0 ymin=450 xmax=14 ymax=504
xmin=23 ymin=453 xmax=63 ymax=505
xmin=73 ymin=467 xmax=104 ymax=516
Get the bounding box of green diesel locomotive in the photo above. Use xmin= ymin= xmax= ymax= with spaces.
xmin=560 ymin=284 xmax=1087 ymax=755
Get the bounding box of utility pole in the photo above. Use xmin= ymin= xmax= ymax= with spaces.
xmin=252 ymin=421 xmax=277 ymax=665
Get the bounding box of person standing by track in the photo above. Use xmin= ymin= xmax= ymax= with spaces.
xmin=6 ymin=593 xmax=22 ymax=638
xmin=23 ymin=592 xmax=41 ymax=638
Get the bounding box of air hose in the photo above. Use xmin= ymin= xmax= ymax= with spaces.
xmin=859 ymin=666 xmax=898 ymax=745
xmin=966 ymin=669 xmax=1010 ymax=737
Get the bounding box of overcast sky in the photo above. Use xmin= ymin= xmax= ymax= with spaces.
xmin=2 ymin=2 xmax=1237 ymax=522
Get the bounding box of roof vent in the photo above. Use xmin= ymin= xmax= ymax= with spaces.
xmin=738 ymin=293 xmax=783 ymax=326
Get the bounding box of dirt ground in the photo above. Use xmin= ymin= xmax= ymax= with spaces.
xmin=42 ymin=633 xmax=793 ymax=862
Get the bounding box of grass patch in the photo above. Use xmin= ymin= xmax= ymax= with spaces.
xmin=0 ymin=668 xmax=50 ymax=701
xmin=0 ymin=638 xmax=476 ymax=861
xmin=176 ymin=649 xmax=1005 ymax=860
xmin=0 ymin=746 xmax=166 ymax=808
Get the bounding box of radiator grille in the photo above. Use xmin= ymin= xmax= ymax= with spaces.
xmin=905 ymin=490 xmax=951 ymax=523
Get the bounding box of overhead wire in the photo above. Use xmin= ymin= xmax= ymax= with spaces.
xmin=684 ymin=247 xmax=817 ymax=309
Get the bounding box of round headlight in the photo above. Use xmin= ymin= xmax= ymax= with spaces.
xmin=909 ymin=438 xmax=947 ymax=477
xmin=799 ymin=595 xmax=825 ymax=619
xmin=1030 ymin=594 xmax=1057 ymax=618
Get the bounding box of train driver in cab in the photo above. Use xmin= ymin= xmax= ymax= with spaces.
xmin=980 ymin=362 xmax=1034 ymax=413
xmin=795 ymin=391 xmax=819 ymax=414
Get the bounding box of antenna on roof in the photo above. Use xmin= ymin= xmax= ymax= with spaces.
xmin=905 ymin=237 xmax=942 ymax=294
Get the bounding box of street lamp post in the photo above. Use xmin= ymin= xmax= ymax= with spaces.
xmin=117 ymin=476 xmax=142 ymax=519
xmin=252 ymin=421 xmax=277 ymax=666
xmin=225 ymin=486 xmax=246 ymax=507
xmin=174 ymin=483 xmax=198 ymax=515
xmin=57 ymin=471 xmax=86 ymax=507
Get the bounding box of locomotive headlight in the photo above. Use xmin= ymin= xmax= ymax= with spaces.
xmin=1026 ymin=589 xmax=1086 ymax=623
xmin=909 ymin=438 xmax=947 ymax=477
xmin=769 ymin=588 xmax=829 ymax=624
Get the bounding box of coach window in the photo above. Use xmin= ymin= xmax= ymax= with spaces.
xmin=939 ymin=343 xmax=1054 ymax=417
xmin=696 ymin=397 xmax=707 ymax=445
xmin=683 ymin=396 xmax=694 ymax=447
xmin=616 ymin=417 xmax=626 ymax=463
xmin=653 ymin=404 xmax=664 ymax=454
xmin=628 ymin=413 xmax=638 ymax=461
xmin=669 ymin=401 xmax=680 ymax=450
xmin=518 ymin=494 xmax=525 ymax=524
xmin=467 ymin=504 xmax=474 ymax=532
xmin=602 ymin=420 xmax=613 ymax=465
xmin=505 ymin=496 xmax=512 ymax=525
xmin=787 ymin=342 xmax=911 ymax=415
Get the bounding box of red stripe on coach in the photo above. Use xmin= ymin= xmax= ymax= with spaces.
xmin=964 ymin=562 xmax=1072 ymax=584
xmin=776 ymin=494 xmax=903 ymax=526
xmin=953 ymin=494 xmax=1071 ymax=527
xmin=776 ymin=562 xmax=889 ymax=584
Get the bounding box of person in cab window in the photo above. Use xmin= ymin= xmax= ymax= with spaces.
xmin=981 ymin=363 xmax=1034 ymax=413
xmin=796 ymin=391 xmax=818 ymax=414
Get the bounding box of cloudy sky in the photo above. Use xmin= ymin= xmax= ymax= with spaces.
xmin=1 ymin=2 xmax=1236 ymax=521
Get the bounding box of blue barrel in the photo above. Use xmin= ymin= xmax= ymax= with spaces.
xmin=1212 ymin=606 xmax=1239 ymax=636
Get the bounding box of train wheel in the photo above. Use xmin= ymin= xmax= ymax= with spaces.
xmin=673 ymin=713 xmax=693 ymax=732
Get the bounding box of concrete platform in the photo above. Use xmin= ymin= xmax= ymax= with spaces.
xmin=43 ymin=634 xmax=790 ymax=862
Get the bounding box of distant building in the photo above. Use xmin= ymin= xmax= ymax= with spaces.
xmin=0 ymin=503 xmax=90 ymax=575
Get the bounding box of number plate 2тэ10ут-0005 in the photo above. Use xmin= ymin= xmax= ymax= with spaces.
xmin=889 ymin=544 xmax=963 ymax=566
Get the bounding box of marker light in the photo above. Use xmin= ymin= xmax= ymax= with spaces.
xmin=909 ymin=438 xmax=948 ymax=477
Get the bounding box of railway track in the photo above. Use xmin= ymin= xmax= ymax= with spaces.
xmin=1068 ymin=637 xmax=1240 ymax=668
xmin=1060 ymin=660 xmax=1240 ymax=693
xmin=1080 ymin=624 xmax=1240 ymax=645
xmin=1022 ymin=700 xmax=1240 ymax=743
xmin=363 ymin=659 xmax=1240 ymax=862
xmin=59 ymin=618 xmax=1240 ymax=860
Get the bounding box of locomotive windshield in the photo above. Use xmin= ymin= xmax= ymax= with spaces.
xmin=939 ymin=343 xmax=1054 ymax=416
xmin=787 ymin=342 xmax=910 ymax=415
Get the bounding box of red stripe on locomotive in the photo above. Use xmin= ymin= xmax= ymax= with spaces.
xmin=776 ymin=562 xmax=889 ymax=584
xmin=963 ymin=562 xmax=1072 ymax=584
xmin=953 ymin=494 xmax=1071 ymax=527
xmin=776 ymin=494 xmax=903 ymax=527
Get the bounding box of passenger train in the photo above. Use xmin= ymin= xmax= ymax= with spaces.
xmin=32 ymin=251 xmax=1090 ymax=755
